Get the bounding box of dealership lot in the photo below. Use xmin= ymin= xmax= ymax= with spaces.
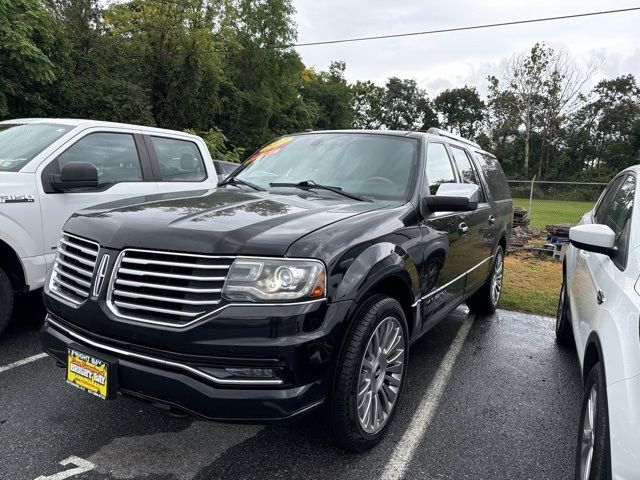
xmin=0 ymin=296 xmax=582 ymax=480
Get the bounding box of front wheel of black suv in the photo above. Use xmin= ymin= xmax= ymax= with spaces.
xmin=329 ymin=294 xmax=408 ymax=452
xmin=467 ymin=246 xmax=504 ymax=315
xmin=575 ymin=362 xmax=611 ymax=480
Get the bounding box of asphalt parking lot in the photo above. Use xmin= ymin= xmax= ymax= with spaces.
xmin=0 ymin=294 xmax=582 ymax=480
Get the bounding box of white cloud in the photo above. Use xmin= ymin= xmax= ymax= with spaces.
xmin=292 ymin=0 xmax=640 ymax=96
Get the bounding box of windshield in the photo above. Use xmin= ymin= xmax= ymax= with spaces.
xmin=234 ymin=133 xmax=418 ymax=201
xmin=0 ymin=123 xmax=74 ymax=172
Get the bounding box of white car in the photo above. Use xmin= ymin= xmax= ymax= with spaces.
xmin=0 ymin=118 xmax=220 ymax=334
xmin=557 ymin=166 xmax=640 ymax=480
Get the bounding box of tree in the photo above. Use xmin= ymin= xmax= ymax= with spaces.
xmin=299 ymin=61 xmax=353 ymax=129
xmin=351 ymin=80 xmax=385 ymax=129
xmin=434 ymin=86 xmax=484 ymax=139
xmin=382 ymin=77 xmax=435 ymax=130
xmin=0 ymin=0 xmax=58 ymax=118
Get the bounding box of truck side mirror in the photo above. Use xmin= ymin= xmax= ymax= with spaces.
xmin=50 ymin=162 xmax=99 ymax=192
xmin=422 ymin=183 xmax=480 ymax=213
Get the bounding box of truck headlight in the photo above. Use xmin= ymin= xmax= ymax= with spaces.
xmin=222 ymin=258 xmax=326 ymax=302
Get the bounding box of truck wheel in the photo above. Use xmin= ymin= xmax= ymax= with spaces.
xmin=556 ymin=279 xmax=574 ymax=346
xmin=329 ymin=295 xmax=408 ymax=452
xmin=0 ymin=267 xmax=14 ymax=335
xmin=575 ymin=362 xmax=610 ymax=480
xmin=466 ymin=246 xmax=504 ymax=315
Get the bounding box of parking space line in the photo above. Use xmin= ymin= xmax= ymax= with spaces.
xmin=380 ymin=316 xmax=474 ymax=480
xmin=0 ymin=352 xmax=48 ymax=374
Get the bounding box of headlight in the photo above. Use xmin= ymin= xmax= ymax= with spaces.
xmin=222 ymin=257 xmax=326 ymax=302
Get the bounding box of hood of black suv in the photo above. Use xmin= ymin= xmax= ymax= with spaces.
xmin=64 ymin=188 xmax=389 ymax=256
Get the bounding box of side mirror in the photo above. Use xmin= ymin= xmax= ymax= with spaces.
xmin=422 ymin=183 xmax=479 ymax=213
xmin=569 ymin=224 xmax=617 ymax=257
xmin=50 ymin=162 xmax=99 ymax=192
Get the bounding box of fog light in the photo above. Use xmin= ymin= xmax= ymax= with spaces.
xmin=224 ymin=367 xmax=277 ymax=378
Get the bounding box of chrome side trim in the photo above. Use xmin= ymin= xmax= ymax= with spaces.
xmin=412 ymin=255 xmax=494 ymax=307
xmin=45 ymin=316 xmax=284 ymax=386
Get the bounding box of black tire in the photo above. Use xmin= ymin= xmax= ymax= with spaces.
xmin=467 ymin=246 xmax=504 ymax=315
xmin=329 ymin=294 xmax=408 ymax=452
xmin=0 ymin=267 xmax=14 ymax=335
xmin=575 ymin=362 xmax=611 ymax=480
xmin=556 ymin=278 xmax=574 ymax=346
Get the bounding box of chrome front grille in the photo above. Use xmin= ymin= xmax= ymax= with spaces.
xmin=49 ymin=233 xmax=100 ymax=305
xmin=107 ymin=249 xmax=234 ymax=325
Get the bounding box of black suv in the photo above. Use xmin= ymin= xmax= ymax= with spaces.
xmin=41 ymin=129 xmax=512 ymax=451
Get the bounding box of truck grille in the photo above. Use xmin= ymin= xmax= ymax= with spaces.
xmin=107 ymin=249 xmax=234 ymax=325
xmin=49 ymin=233 xmax=100 ymax=305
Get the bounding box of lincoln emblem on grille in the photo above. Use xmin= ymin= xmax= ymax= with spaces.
xmin=93 ymin=254 xmax=111 ymax=297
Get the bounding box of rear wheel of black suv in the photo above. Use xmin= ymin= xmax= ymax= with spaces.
xmin=329 ymin=294 xmax=408 ymax=452
xmin=467 ymin=245 xmax=504 ymax=315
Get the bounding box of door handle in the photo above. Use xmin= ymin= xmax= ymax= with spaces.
xmin=488 ymin=215 xmax=496 ymax=225
xmin=458 ymin=222 xmax=469 ymax=235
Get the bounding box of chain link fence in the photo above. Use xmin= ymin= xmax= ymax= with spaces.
xmin=508 ymin=179 xmax=608 ymax=230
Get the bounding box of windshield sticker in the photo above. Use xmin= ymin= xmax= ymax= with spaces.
xmin=0 ymin=194 xmax=35 ymax=204
xmin=246 ymin=136 xmax=294 ymax=163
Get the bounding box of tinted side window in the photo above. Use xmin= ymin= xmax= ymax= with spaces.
xmin=151 ymin=137 xmax=206 ymax=182
xmin=56 ymin=133 xmax=142 ymax=186
xmin=450 ymin=146 xmax=485 ymax=202
xmin=425 ymin=143 xmax=456 ymax=195
xmin=595 ymin=175 xmax=626 ymax=223
xmin=474 ymin=152 xmax=511 ymax=201
xmin=599 ymin=175 xmax=634 ymax=236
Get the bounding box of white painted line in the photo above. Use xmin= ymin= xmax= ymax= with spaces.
xmin=0 ymin=352 xmax=48 ymax=374
xmin=34 ymin=456 xmax=95 ymax=480
xmin=380 ymin=317 xmax=474 ymax=480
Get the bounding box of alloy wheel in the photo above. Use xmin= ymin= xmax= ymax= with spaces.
xmin=490 ymin=253 xmax=504 ymax=306
xmin=579 ymin=385 xmax=597 ymax=480
xmin=357 ymin=316 xmax=405 ymax=434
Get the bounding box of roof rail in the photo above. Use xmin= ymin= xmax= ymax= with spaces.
xmin=426 ymin=127 xmax=480 ymax=149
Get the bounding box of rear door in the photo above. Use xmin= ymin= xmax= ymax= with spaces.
xmin=448 ymin=145 xmax=494 ymax=292
xmin=144 ymin=135 xmax=216 ymax=193
xmin=37 ymin=128 xmax=157 ymax=265
xmin=419 ymin=141 xmax=469 ymax=329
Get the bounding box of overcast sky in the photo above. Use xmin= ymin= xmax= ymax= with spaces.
xmin=293 ymin=0 xmax=640 ymax=96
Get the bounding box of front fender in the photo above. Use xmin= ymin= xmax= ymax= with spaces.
xmin=333 ymin=242 xmax=420 ymax=304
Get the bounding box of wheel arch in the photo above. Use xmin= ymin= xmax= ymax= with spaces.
xmin=0 ymin=239 xmax=27 ymax=292
xmin=583 ymin=332 xmax=605 ymax=386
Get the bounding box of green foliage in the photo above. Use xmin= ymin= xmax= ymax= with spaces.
xmin=434 ymin=86 xmax=484 ymax=139
xmin=0 ymin=4 xmax=638 ymax=186
xmin=0 ymin=0 xmax=58 ymax=117
xmin=185 ymin=127 xmax=245 ymax=162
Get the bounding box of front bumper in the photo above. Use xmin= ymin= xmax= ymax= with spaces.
xmin=41 ymin=300 xmax=355 ymax=423
xmin=608 ymin=373 xmax=640 ymax=479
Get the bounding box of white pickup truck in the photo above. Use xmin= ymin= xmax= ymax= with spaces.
xmin=0 ymin=118 xmax=225 ymax=333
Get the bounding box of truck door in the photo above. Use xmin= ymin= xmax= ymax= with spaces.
xmin=449 ymin=145 xmax=494 ymax=293
xmin=37 ymin=129 xmax=157 ymax=266
xmin=419 ymin=142 xmax=470 ymax=330
xmin=144 ymin=135 xmax=217 ymax=194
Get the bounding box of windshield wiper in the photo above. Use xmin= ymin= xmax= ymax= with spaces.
xmin=219 ymin=176 xmax=265 ymax=192
xmin=269 ymin=180 xmax=371 ymax=202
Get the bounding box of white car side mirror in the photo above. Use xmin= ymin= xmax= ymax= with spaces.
xmin=569 ymin=224 xmax=617 ymax=257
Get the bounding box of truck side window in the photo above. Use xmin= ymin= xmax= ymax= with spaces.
xmin=151 ymin=136 xmax=206 ymax=182
xmin=425 ymin=143 xmax=456 ymax=195
xmin=474 ymin=152 xmax=510 ymax=201
xmin=56 ymin=133 xmax=142 ymax=186
xmin=450 ymin=146 xmax=485 ymax=202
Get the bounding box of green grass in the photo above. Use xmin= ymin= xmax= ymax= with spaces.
xmin=502 ymin=254 xmax=562 ymax=317
xmin=512 ymin=198 xmax=595 ymax=229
